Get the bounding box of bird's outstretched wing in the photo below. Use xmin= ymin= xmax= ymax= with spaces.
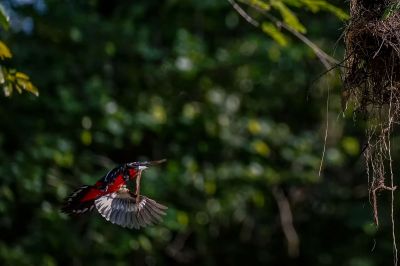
xmin=94 ymin=188 xmax=167 ymax=229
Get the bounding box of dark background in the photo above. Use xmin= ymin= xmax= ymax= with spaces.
xmin=0 ymin=0 xmax=398 ymax=265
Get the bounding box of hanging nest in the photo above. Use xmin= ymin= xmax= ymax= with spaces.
xmin=343 ymin=0 xmax=400 ymax=226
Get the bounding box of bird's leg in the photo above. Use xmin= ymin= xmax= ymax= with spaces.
xmin=135 ymin=170 xmax=142 ymax=208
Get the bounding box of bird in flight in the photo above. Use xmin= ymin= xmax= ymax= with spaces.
xmin=61 ymin=159 xmax=168 ymax=229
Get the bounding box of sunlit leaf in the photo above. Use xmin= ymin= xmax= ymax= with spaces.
xmin=15 ymin=72 xmax=30 ymax=80
xmin=17 ymin=77 xmax=39 ymax=96
xmin=243 ymin=0 xmax=271 ymax=10
xmin=0 ymin=41 xmax=12 ymax=59
xmin=272 ymin=1 xmax=307 ymax=33
xmin=3 ymin=84 xmax=11 ymax=96
xmin=138 ymin=235 xmax=152 ymax=252
xmin=81 ymin=130 xmax=92 ymax=145
xmin=0 ymin=4 xmax=9 ymax=31
xmin=23 ymin=82 xmax=39 ymax=96
xmin=341 ymin=137 xmax=360 ymax=156
xmin=151 ymin=104 xmax=167 ymax=123
xmin=299 ymin=0 xmax=349 ymax=20
xmin=251 ymin=139 xmax=271 ymax=156
xmin=0 ymin=66 xmax=4 ymax=84
xmin=15 ymin=83 xmax=22 ymax=93
xmin=248 ymin=119 xmax=262 ymax=135
xmin=262 ymin=22 xmax=289 ymax=46
xmin=1 ymin=67 xmax=39 ymax=97
xmin=176 ymin=211 xmax=189 ymax=227
xmin=281 ymin=0 xmax=302 ymax=7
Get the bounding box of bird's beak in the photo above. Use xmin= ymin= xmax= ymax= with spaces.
xmin=145 ymin=159 xmax=167 ymax=166
xmin=126 ymin=159 xmax=167 ymax=169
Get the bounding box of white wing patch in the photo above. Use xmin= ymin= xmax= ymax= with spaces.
xmin=94 ymin=190 xmax=167 ymax=229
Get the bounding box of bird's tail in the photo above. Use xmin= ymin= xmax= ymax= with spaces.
xmin=61 ymin=185 xmax=99 ymax=215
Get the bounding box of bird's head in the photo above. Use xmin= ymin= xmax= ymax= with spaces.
xmin=124 ymin=159 xmax=167 ymax=178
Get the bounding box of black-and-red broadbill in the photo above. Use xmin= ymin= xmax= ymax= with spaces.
xmin=61 ymin=159 xmax=167 ymax=229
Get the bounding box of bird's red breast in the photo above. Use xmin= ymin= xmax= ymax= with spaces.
xmin=127 ymin=169 xmax=138 ymax=179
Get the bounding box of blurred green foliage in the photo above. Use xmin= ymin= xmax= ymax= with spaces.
xmin=0 ymin=0 xmax=398 ymax=266
xmin=238 ymin=0 xmax=348 ymax=47
xmin=0 ymin=3 xmax=38 ymax=97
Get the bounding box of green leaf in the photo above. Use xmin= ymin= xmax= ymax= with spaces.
xmin=0 ymin=4 xmax=10 ymax=31
xmin=382 ymin=2 xmax=400 ymax=20
xmin=3 ymin=84 xmax=11 ymax=96
xmin=299 ymin=0 xmax=349 ymax=20
xmin=272 ymin=1 xmax=307 ymax=33
xmin=0 ymin=66 xmax=39 ymax=97
xmin=15 ymin=72 xmax=30 ymax=80
xmin=15 ymin=83 xmax=23 ymax=94
xmin=262 ymin=22 xmax=289 ymax=46
xmin=245 ymin=0 xmax=271 ymax=11
xmin=341 ymin=137 xmax=360 ymax=156
xmin=281 ymin=0 xmax=302 ymax=8
xmin=0 ymin=66 xmax=4 ymax=84
xmin=16 ymin=74 xmax=39 ymax=96
xmin=0 ymin=41 xmax=12 ymax=59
